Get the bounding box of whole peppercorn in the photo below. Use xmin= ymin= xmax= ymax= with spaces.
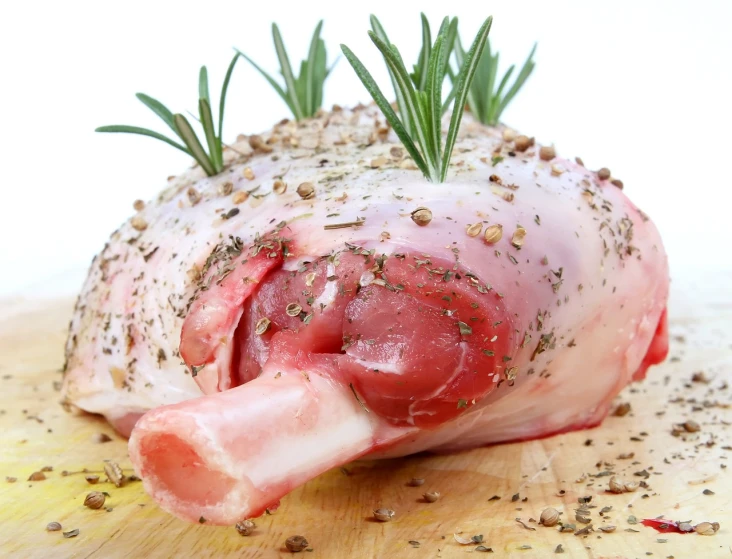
xmin=84 ymin=491 xmax=106 ymax=510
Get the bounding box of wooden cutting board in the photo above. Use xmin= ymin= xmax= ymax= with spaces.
xmin=1 ymin=276 xmax=730 ymax=559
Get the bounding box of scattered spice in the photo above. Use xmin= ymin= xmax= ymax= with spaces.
xmin=218 ymin=181 xmax=233 ymax=196
xmin=410 ymin=207 xmax=432 ymax=226
xmin=187 ymin=187 xmax=201 ymax=206
xmin=453 ymin=534 xmax=485 ymax=545
xmin=91 ymin=433 xmax=112 ymax=444
xmin=539 ymin=145 xmax=556 ymax=161
xmin=598 ymin=525 xmax=616 ymax=533
xmin=694 ymin=522 xmax=719 ymax=536
xmin=6 ymin=476 xmax=17 ymax=483
xmin=235 ymin=519 xmax=256 ymax=536
xmin=285 ymin=303 xmax=303 ymax=317
xmin=85 ymin=475 xmax=100 ymax=484
xmin=84 ymin=491 xmax=106 ymax=510
xmin=104 ymin=460 xmax=125 ymax=487
xmin=597 ymin=167 xmax=611 ymax=180
xmin=466 ymin=222 xmax=483 ymax=237
xmin=285 ymin=535 xmax=309 ymax=552
xmin=133 ymin=199 xmax=145 ymax=211
xmin=255 ymin=317 xmax=271 ymax=335
xmin=613 ymin=402 xmax=631 ymax=417
xmin=423 ymin=491 xmax=440 ymax=503
xmin=248 ymin=135 xmax=273 ymax=153
xmin=370 ymin=156 xmax=388 ymax=168
xmin=683 ymin=420 xmax=700 ymax=432
xmin=296 ymin=182 xmax=315 ymax=199
xmin=28 ymin=471 xmax=46 ymax=481
xmin=516 ymin=518 xmax=536 ymax=531
xmin=554 ymin=544 xmax=564 ymax=553
xmin=130 ymin=215 xmax=147 ymax=231
xmin=540 ymin=507 xmax=560 ymax=527
xmin=373 ymin=508 xmax=395 ymax=522
xmin=63 ymin=529 xmax=79 ymax=539
xmin=273 ymin=179 xmax=287 ymax=195
xmin=514 ymin=135 xmax=533 ymax=152
xmin=483 ymin=224 xmax=503 ymax=244
xmin=610 ymin=178 xmax=624 ymax=189
xmin=46 ymin=522 xmax=62 ymax=532
xmin=511 ymin=226 xmax=526 ymax=249
xmin=243 ymin=167 xmax=255 ymax=180
xmin=408 ymin=478 xmax=425 ymax=487
xmin=702 ymin=489 xmax=715 ymax=495
xmin=232 ymin=191 xmax=249 ymax=204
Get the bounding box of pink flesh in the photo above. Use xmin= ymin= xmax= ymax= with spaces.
xmin=131 ymin=235 xmax=666 ymax=524
xmin=61 ymin=107 xmax=670 ymax=526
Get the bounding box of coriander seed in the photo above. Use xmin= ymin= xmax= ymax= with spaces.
xmin=410 ymin=207 xmax=432 ymax=226
xmin=296 ymin=182 xmax=315 ymax=200
xmin=373 ymin=508 xmax=395 ymax=522
xmin=285 ymin=535 xmax=309 ymax=552
xmin=423 ymin=491 xmax=440 ymax=503
xmin=84 ymin=491 xmax=106 ymax=510
xmin=483 ymin=224 xmax=503 ymax=244
xmin=255 ymin=317 xmax=271 ymax=335
xmin=540 ymin=507 xmax=560 ymax=527
xmin=235 ymin=519 xmax=256 ymax=536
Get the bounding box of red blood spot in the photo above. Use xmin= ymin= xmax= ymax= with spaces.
xmin=640 ymin=518 xmax=686 ymax=534
xmin=632 ymin=308 xmax=669 ymax=381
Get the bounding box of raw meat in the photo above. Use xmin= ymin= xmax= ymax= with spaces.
xmin=62 ymin=106 xmax=669 ymax=524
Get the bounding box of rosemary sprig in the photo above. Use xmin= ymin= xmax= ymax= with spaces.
xmin=237 ymin=21 xmax=335 ymax=121
xmin=451 ymin=36 xmax=536 ymax=126
xmin=96 ymin=54 xmax=239 ymax=176
xmin=369 ymin=14 xmax=458 ymax=136
xmin=342 ymin=16 xmax=492 ymax=183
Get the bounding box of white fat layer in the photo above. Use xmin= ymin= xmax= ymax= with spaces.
xmin=313 ymin=262 xmax=337 ymax=309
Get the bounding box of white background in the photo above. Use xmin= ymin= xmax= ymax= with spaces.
xmin=1 ymin=0 xmax=730 ymax=297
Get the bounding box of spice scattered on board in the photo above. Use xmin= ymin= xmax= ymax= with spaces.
xmin=235 ymin=519 xmax=256 ymax=536
xmin=373 ymin=508 xmax=395 ymax=522
xmin=285 ymin=535 xmax=309 ymax=552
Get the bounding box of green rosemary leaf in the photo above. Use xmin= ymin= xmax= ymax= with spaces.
xmin=314 ymin=40 xmax=328 ymax=111
xmin=235 ymin=50 xmax=294 ymax=115
xmin=305 ymin=20 xmax=324 ymax=117
xmin=452 ymin=34 xmax=536 ymax=125
xmin=199 ymin=66 xmax=210 ymax=104
xmin=198 ymin=98 xmax=221 ymax=173
xmin=442 ymin=18 xmax=459 ymax=78
xmin=135 ymin=94 xmax=177 ymax=134
xmin=441 ymin=16 xmax=493 ymax=181
xmin=370 ymin=15 xmax=413 ymax=135
xmin=238 ymin=22 xmax=332 ymax=120
xmin=95 ymin=125 xmax=189 ymax=153
xmin=369 ymin=31 xmax=438 ymax=180
xmin=414 ymin=13 xmax=432 ymax=91
xmin=272 ymin=23 xmax=305 ymax=120
xmin=490 ymin=64 xmax=515 ymax=122
xmin=426 ymin=33 xmax=445 ymax=160
xmin=173 ymin=114 xmax=216 ymax=176
xmin=340 ymin=44 xmax=428 ymax=175
xmin=497 ymin=42 xmax=536 ymax=116
xmin=218 ymin=52 xmax=239 ymax=144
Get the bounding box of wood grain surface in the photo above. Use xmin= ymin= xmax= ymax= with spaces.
xmin=1 ymin=276 xmax=730 ymax=559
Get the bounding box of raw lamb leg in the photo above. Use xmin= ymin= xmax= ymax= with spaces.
xmin=62 ymin=106 xmax=669 ymax=525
